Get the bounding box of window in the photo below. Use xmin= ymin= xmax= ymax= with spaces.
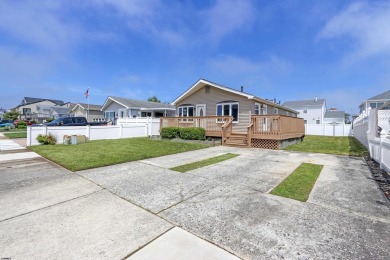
xmin=104 ymin=111 xmax=115 ymax=120
xmin=316 ymin=120 xmax=320 ymax=124
xmin=178 ymin=106 xmax=194 ymax=117
xmin=274 ymin=108 xmax=278 ymax=114
xmin=303 ymin=110 xmax=307 ymax=113
xmin=141 ymin=112 xmax=152 ymax=117
xmin=304 ymin=120 xmax=307 ymax=124
xmin=216 ymin=102 xmax=239 ymax=122
xmin=254 ymin=103 xmax=260 ymax=115
xmin=22 ymin=108 xmax=31 ymax=115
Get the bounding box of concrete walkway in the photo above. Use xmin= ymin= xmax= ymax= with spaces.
xmin=0 ymin=144 xmax=389 ymax=259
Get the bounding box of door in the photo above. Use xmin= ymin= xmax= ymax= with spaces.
xmin=196 ymin=104 xmax=206 ymax=116
xmin=196 ymin=104 xmax=206 ymax=128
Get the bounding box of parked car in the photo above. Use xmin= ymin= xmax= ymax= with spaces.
xmin=33 ymin=116 xmax=107 ymax=126
xmin=13 ymin=120 xmax=32 ymax=126
xmin=0 ymin=119 xmax=14 ymax=127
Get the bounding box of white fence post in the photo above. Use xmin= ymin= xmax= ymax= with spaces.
xmin=43 ymin=125 xmax=47 ymax=136
xmin=27 ymin=126 xmax=31 ymax=146
xmin=86 ymin=125 xmax=90 ymax=140
xmin=119 ymin=124 xmax=123 ymax=139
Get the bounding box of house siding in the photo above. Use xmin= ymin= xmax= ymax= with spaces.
xmin=103 ymin=102 xmax=127 ymax=118
xmin=16 ymin=100 xmax=57 ymax=115
xmin=73 ymin=107 xmax=104 ymax=121
xmin=176 ymin=86 xmax=251 ymax=132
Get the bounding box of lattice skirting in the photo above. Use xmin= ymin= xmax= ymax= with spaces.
xmin=251 ymin=138 xmax=280 ymax=150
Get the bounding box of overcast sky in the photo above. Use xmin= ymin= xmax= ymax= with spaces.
xmin=1 ymin=0 xmax=389 ymax=115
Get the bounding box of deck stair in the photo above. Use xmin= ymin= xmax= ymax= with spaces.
xmin=224 ymin=132 xmax=248 ymax=147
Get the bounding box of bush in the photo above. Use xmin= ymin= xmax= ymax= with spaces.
xmin=46 ymin=118 xmax=55 ymax=123
xmin=161 ymin=127 xmax=180 ymax=139
xmin=16 ymin=121 xmax=27 ymax=128
xmin=36 ymin=133 xmax=57 ymax=145
xmin=179 ymin=127 xmax=206 ymax=140
xmin=18 ymin=125 xmax=27 ymax=129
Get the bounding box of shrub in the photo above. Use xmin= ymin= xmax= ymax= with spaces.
xmin=46 ymin=118 xmax=55 ymax=123
xmin=161 ymin=127 xmax=180 ymax=139
xmin=179 ymin=127 xmax=206 ymax=140
xmin=16 ymin=121 xmax=27 ymax=128
xmin=36 ymin=133 xmax=57 ymax=145
xmin=18 ymin=125 xmax=27 ymax=129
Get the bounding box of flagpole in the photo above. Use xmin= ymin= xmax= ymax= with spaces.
xmin=87 ymin=88 xmax=90 ymax=122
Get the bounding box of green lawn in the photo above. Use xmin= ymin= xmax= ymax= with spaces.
xmin=28 ymin=137 xmax=209 ymax=171
xmin=3 ymin=132 xmax=27 ymax=139
xmin=271 ymin=163 xmax=323 ymax=202
xmin=170 ymin=153 xmax=239 ymax=173
xmin=284 ymin=135 xmax=368 ymax=157
xmin=0 ymin=128 xmax=26 ymax=132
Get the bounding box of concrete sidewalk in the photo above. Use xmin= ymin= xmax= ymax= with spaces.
xmin=0 ymin=144 xmax=240 ymax=259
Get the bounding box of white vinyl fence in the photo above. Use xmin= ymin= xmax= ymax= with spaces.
xmin=27 ymin=125 xmax=148 ymax=146
xmin=305 ymin=124 xmax=352 ymax=136
xmin=353 ymin=108 xmax=390 ymax=173
xmin=117 ymin=117 xmax=160 ymax=136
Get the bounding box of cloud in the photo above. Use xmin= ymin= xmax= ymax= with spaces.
xmin=319 ymin=1 xmax=390 ymax=61
xmin=207 ymin=54 xmax=292 ymax=76
xmin=203 ymin=0 xmax=256 ymax=43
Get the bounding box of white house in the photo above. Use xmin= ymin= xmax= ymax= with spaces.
xmin=101 ymin=96 xmax=176 ymax=121
xmin=323 ymin=110 xmax=345 ymax=124
xmin=282 ymin=98 xmax=326 ymax=124
xmin=71 ymin=103 xmax=104 ymax=121
xmin=359 ymin=90 xmax=390 ymax=113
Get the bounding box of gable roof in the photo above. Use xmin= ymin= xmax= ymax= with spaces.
xmin=101 ymin=96 xmax=176 ymax=111
xmin=172 ymin=79 xmax=298 ymax=114
xmin=324 ymin=110 xmax=345 ymax=119
xmin=71 ymin=103 xmax=102 ymax=112
xmin=23 ymin=97 xmax=65 ymax=106
xmin=282 ymin=99 xmax=326 ymax=108
xmin=50 ymin=107 xmax=70 ymax=115
xmin=366 ymin=90 xmax=390 ymax=101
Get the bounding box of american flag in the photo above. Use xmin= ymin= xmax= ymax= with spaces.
xmin=85 ymin=88 xmax=89 ymax=99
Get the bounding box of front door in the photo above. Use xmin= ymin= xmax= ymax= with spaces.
xmin=196 ymin=104 xmax=206 ymax=116
xmin=196 ymin=104 xmax=206 ymax=127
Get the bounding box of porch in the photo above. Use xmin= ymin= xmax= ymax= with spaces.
xmin=160 ymin=115 xmax=305 ymax=149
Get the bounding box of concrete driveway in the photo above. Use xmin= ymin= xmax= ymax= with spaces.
xmin=0 ymin=140 xmax=389 ymax=259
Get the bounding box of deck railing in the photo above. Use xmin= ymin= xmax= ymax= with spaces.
xmin=251 ymin=115 xmax=305 ymax=140
xmin=160 ymin=115 xmax=304 ymax=140
xmin=160 ymin=116 xmax=232 ymax=136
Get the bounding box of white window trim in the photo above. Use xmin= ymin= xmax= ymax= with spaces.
xmin=262 ymin=104 xmax=268 ymax=115
xmin=254 ymin=102 xmax=260 ymax=115
xmin=216 ymin=102 xmax=239 ymax=123
xmin=104 ymin=111 xmax=115 ymax=120
xmin=178 ymin=105 xmax=195 ymax=117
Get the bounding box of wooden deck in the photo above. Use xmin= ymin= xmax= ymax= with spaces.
xmin=160 ymin=115 xmax=305 ymax=149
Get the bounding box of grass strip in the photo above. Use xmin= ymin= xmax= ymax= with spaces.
xmin=3 ymin=132 xmax=27 ymax=139
xmin=0 ymin=128 xmax=26 ymax=132
xmin=28 ymin=137 xmax=209 ymax=171
xmin=271 ymin=163 xmax=323 ymax=202
xmin=170 ymin=153 xmax=239 ymax=173
xmin=284 ymin=135 xmax=368 ymax=157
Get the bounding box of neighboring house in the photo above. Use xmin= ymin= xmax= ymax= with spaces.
xmin=172 ymin=79 xmax=298 ymax=132
xmin=0 ymin=107 xmax=7 ymax=120
xmin=282 ymin=98 xmax=326 ymax=125
xmin=323 ymin=110 xmax=345 ymax=124
xmin=12 ymin=97 xmax=65 ymax=122
xmin=49 ymin=107 xmax=71 ymax=119
xmin=101 ymin=96 xmax=176 ymax=121
xmin=71 ymin=103 xmax=104 ymax=121
xmin=359 ymin=90 xmax=390 ymax=113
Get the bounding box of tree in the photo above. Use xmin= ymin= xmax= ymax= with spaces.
xmin=344 ymin=112 xmax=351 ymax=124
xmin=3 ymin=111 xmax=19 ymax=121
xmin=147 ymin=96 xmax=161 ymax=103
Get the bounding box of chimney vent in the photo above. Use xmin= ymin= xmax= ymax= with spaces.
xmin=240 ymin=86 xmax=244 ymax=92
